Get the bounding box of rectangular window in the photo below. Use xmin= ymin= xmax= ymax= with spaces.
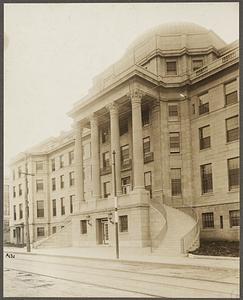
xmin=202 ymin=212 xmax=214 ymax=228
xmin=119 ymin=215 xmax=128 ymax=232
xmin=61 ymin=198 xmax=65 ymax=215
xmin=13 ymin=229 xmax=16 ymax=238
xmin=37 ymin=227 xmax=45 ymax=237
xmin=121 ymin=144 xmax=130 ymax=167
xmin=101 ymin=126 xmax=109 ymax=143
xmin=36 ymin=161 xmax=43 ymax=171
xmin=37 ymin=200 xmax=44 ymax=218
xmin=144 ymin=171 xmax=152 ymax=198
xmin=70 ymin=195 xmax=74 ymax=214
xmin=201 ymin=164 xmax=213 ymax=194
xmin=103 ymin=181 xmax=111 ymax=198
xmin=143 ymin=136 xmax=150 ymax=157
xmin=60 ymin=175 xmax=64 ymax=189
xmin=69 ymin=151 xmax=74 ymax=165
xmin=192 ymin=59 xmax=203 ymax=71
xmin=80 ymin=220 xmax=87 ymax=234
xmin=199 ymin=125 xmax=211 ymax=150
xmin=198 ymin=93 xmax=209 ymax=115
xmin=13 ymin=205 xmax=16 ymax=220
xmin=169 ymin=132 xmax=180 ymax=153
xmin=229 ymin=210 xmax=240 ymax=227
xmin=13 ymin=186 xmax=16 ymax=198
xmin=59 ymin=155 xmax=64 ymax=168
xmin=121 ymin=176 xmax=131 ymax=194
xmin=52 ymin=227 xmax=57 ymax=234
xmin=51 ymin=158 xmax=55 ymax=171
xmin=228 ymin=157 xmax=239 ymax=190
xmin=36 ymin=179 xmax=44 ymax=192
xmin=225 ymin=80 xmax=238 ymax=106
xmin=83 ymin=143 xmax=91 ymax=159
xmin=19 ymin=204 xmax=23 ymax=219
xmin=52 ymin=199 xmax=56 ymax=217
xmin=142 ymin=108 xmax=150 ymax=126
xmin=166 ymin=60 xmax=177 ymax=75
xmin=52 ymin=178 xmax=56 ymax=191
xmin=18 ymin=167 xmax=22 ymax=178
xmin=171 ymin=168 xmax=182 ymax=196
xmin=226 ymin=115 xmax=239 ymax=142
xmin=102 ymin=152 xmax=110 ymax=169
xmin=168 ymin=104 xmax=179 ymax=120
xmin=19 ymin=184 xmax=22 ymax=196
xmin=69 ymin=172 xmax=75 ymax=186
xmin=119 ymin=119 xmax=128 ymax=136
xmin=220 ymin=216 xmax=223 ymax=229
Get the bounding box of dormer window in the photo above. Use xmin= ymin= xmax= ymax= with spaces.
xmin=166 ymin=60 xmax=177 ymax=75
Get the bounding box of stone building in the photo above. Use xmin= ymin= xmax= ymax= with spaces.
xmin=9 ymin=22 xmax=239 ymax=254
xmin=4 ymin=177 xmax=10 ymax=243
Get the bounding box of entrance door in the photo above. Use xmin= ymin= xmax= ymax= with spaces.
xmin=16 ymin=227 xmax=21 ymax=245
xmin=101 ymin=219 xmax=109 ymax=245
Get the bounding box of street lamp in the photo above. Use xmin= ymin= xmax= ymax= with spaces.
xmin=112 ymin=150 xmax=119 ymax=259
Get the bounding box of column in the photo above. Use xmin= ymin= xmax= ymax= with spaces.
xmin=107 ymin=102 xmax=122 ymax=195
xmin=130 ymin=88 xmax=145 ymax=190
xmin=74 ymin=122 xmax=84 ymax=211
xmin=90 ymin=114 xmax=101 ymax=200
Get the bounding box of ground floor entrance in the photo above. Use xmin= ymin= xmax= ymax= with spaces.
xmin=97 ymin=218 xmax=109 ymax=245
xmin=15 ymin=225 xmax=24 ymax=245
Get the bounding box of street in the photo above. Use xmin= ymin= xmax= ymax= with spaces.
xmin=4 ymin=252 xmax=239 ymax=298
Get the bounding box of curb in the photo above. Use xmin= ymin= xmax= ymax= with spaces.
xmin=188 ymin=253 xmax=239 ymax=261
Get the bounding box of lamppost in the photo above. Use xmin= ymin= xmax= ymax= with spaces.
xmin=112 ymin=150 xmax=119 ymax=259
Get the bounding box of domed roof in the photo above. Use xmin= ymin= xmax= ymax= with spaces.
xmin=126 ymin=22 xmax=226 ymax=54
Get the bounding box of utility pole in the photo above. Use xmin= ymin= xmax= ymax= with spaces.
xmin=21 ymin=155 xmax=34 ymax=252
xmin=112 ymin=150 xmax=119 ymax=259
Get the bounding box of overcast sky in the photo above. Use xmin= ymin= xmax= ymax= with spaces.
xmin=4 ymin=3 xmax=239 ymax=174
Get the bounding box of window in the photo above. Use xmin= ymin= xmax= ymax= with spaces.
xmin=103 ymin=181 xmax=111 ymax=198
xmin=192 ymin=104 xmax=195 ymax=114
xmin=37 ymin=227 xmax=45 ymax=237
xmin=202 ymin=212 xmax=214 ymax=228
xmin=19 ymin=184 xmax=22 ymax=196
xmin=37 ymin=200 xmax=44 ymax=218
xmin=101 ymin=126 xmax=109 ymax=143
xmin=12 ymin=170 xmax=15 ymax=180
xmin=166 ymin=60 xmax=177 ymax=75
xmin=80 ymin=220 xmax=87 ymax=234
xmin=52 ymin=227 xmax=56 ymax=234
xmin=60 ymin=175 xmax=64 ymax=189
xmin=69 ymin=172 xmax=75 ymax=186
xmin=13 ymin=186 xmax=16 ymax=198
xmin=121 ymin=177 xmax=131 ymax=194
xmin=168 ymin=104 xmax=179 ymax=120
xmin=121 ymin=144 xmax=130 ymax=167
xmin=69 ymin=151 xmax=74 ymax=165
xmin=229 ymin=210 xmax=240 ymax=227
xmin=102 ymin=152 xmax=110 ymax=169
xmin=192 ymin=59 xmax=203 ymax=71
xmin=228 ymin=157 xmax=239 ymax=190
xmin=36 ymin=179 xmax=44 ymax=192
xmin=220 ymin=216 xmax=223 ymax=229
xmin=36 ymin=161 xmax=43 ymax=171
xmin=171 ymin=168 xmax=182 ymax=196
xmin=19 ymin=204 xmax=23 ymax=219
xmin=226 ymin=116 xmax=239 ymax=142
xmin=198 ymin=93 xmax=209 ymax=115
xmin=70 ymin=195 xmax=75 ymax=214
xmin=119 ymin=215 xmax=128 ymax=232
xmin=169 ymin=132 xmax=180 ymax=153
xmin=61 ymin=198 xmax=65 ymax=215
xmin=201 ymin=164 xmax=213 ymax=194
xmin=52 ymin=178 xmax=56 ymax=191
xmin=83 ymin=143 xmax=91 ymax=159
xmin=18 ymin=167 xmax=22 ymax=178
xmin=144 ymin=171 xmax=152 ymax=198
xmin=51 ymin=159 xmax=55 ymax=171
xmin=142 ymin=108 xmax=150 ymax=126
xmin=225 ymin=80 xmax=238 ymax=106
xmin=13 ymin=229 xmax=16 ymax=238
xmin=13 ymin=205 xmax=16 ymax=220
xmin=59 ymin=155 xmax=64 ymax=168
xmin=52 ymin=199 xmax=56 ymax=217
xmin=119 ymin=119 xmax=128 ymax=136
xmin=199 ymin=125 xmax=211 ymax=150
xmin=143 ymin=137 xmax=150 ymax=157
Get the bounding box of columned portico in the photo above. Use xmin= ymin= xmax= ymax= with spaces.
xmin=107 ymin=102 xmax=122 ymax=195
xmin=74 ymin=121 xmax=84 ymax=210
xmin=90 ymin=114 xmax=101 ymax=200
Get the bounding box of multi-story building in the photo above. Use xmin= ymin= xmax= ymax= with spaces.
xmin=9 ymin=22 xmax=239 ymax=254
xmin=4 ymin=177 xmax=10 ymax=243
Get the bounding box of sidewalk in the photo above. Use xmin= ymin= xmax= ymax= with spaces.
xmin=4 ymin=246 xmax=239 ymax=270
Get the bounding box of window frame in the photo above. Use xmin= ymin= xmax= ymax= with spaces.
xmin=166 ymin=60 xmax=177 ymax=75
xmin=37 ymin=200 xmax=44 ymax=218
xmin=226 ymin=115 xmax=239 ymax=143
xmin=229 ymin=210 xmax=240 ymax=227
xmin=171 ymin=168 xmax=182 ymax=196
xmin=169 ymin=132 xmax=180 ymax=153
xmin=202 ymin=212 xmax=214 ymax=229
xmin=80 ymin=220 xmax=87 ymax=234
xmin=199 ymin=125 xmax=211 ymax=150
xmin=228 ymin=157 xmax=239 ymax=190
xmin=103 ymin=181 xmax=111 ymax=198
xmin=119 ymin=215 xmax=128 ymax=233
xmin=37 ymin=227 xmax=45 ymax=237
xmin=225 ymin=79 xmax=238 ymax=106
xmin=200 ymin=163 xmax=213 ymax=194
xmin=52 ymin=199 xmax=56 ymax=217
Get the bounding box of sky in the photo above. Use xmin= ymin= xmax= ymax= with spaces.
xmin=4 ymin=2 xmax=239 ymax=175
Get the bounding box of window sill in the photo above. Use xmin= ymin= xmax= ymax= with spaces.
xmin=226 ymin=140 xmax=239 ymax=145
xmin=119 ymin=231 xmax=129 ymax=234
xmin=202 ymin=227 xmax=215 ymax=231
xmin=143 ymin=123 xmax=151 ymax=128
xmin=199 ymin=147 xmax=211 ymax=152
xmin=228 ymin=188 xmax=239 ymax=193
xmin=200 ymin=192 xmax=214 ymax=197
xmin=224 ymin=102 xmax=238 ymax=108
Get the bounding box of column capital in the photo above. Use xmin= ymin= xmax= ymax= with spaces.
xmin=89 ymin=113 xmax=98 ymax=127
xmin=106 ymin=102 xmax=119 ymax=115
xmin=128 ymin=88 xmax=145 ymax=106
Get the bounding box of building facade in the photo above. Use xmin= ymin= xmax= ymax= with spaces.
xmin=4 ymin=177 xmax=10 ymax=243
xmin=9 ymin=22 xmax=239 ymax=253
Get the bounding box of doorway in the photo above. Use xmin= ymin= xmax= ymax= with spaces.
xmin=97 ymin=218 xmax=109 ymax=245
